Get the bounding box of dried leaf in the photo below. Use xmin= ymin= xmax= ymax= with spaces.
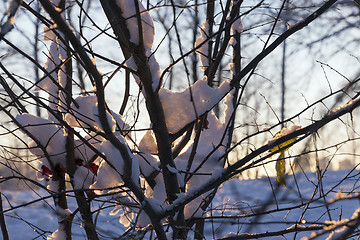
xmin=269 ymin=132 xmax=297 ymax=153
xmin=275 ymin=151 xmax=286 ymax=187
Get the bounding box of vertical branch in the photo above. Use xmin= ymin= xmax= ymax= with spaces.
xmin=60 ymin=3 xmax=98 ymax=237
xmin=213 ymin=63 xmax=222 ymax=117
xmin=204 ymin=0 xmax=214 ymax=85
xmin=169 ymin=0 xmax=195 ymax=93
xmin=33 ymin=1 xmax=41 ymax=117
xmin=167 ymin=35 xmax=174 ymax=90
xmin=226 ymin=10 xmax=241 ymax=160
xmin=193 ymin=7 xmax=242 ymax=236
xmin=191 ymin=0 xmax=199 ymax=84
xmin=119 ymin=69 xmax=130 ymax=115
xmin=280 ymin=39 xmax=286 ymax=126
xmin=212 ymin=0 xmax=232 ymax=59
xmin=51 ymin=169 xmax=72 ymax=240
xmin=157 ymin=9 xmax=175 ymax=89
xmin=48 ymin=1 xmax=72 ymax=238
xmin=280 ymin=1 xmax=288 ymax=127
xmin=206 ymin=0 xmax=243 ymax=85
xmin=99 ymin=0 xmax=181 ymax=204
xmin=0 ymin=192 xmax=9 ymax=240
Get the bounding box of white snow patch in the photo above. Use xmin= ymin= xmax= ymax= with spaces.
xmin=159 ymin=76 xmax=231 ymax=134
xmin=124 ymin=55 xmax=138 ymax=72
xmin=115 ymin=0 xmax=155 ymax=50
xmin=74 ymin=134 xmax=103 ymax=165
xmin=55 ymin=206 xmax=72 ymax=222
xmin=147 ymin=51 xmax=161 ymax=91
xmin=16 ymin=113 xmax=66 ymax=167
xmin=130 ymin=152 xmax=140 ymax=185
xmin=136 ymin=153 xmax=159 ymax=178
xmin=65 ymin=95 xmax=99 ymax=129
xmin=47 ymin=227 xmax=66 ymax=240
xmin=92 ymin=105 xmax=117 ymax=132
xmin=138 ymin=130 xmax=157 ymax=154
xmin=231 ymin=17 xmax=243 ymax=34
xmin=111 ymin=110 xmax=131 ymax=134
xmin=36 ymin=40 xmax=61 ymax=94
xmin=229 ymin=62 xmax=235 ymax=75
xmin=56 ymin=37 xmax=67 ymax=62
xmin=66 ymin=96 xmax=127 ymax=134
xmin=325 ymin=208 xmax=360 ymax=240
xmin=91 ymin=158 xmax=123 ymax=194
xmin=136 ymin=210 xmax=151 ymax=228
xmin=73 ymin=166 xmax=96 ymax=190
xmin=167 ymin=164 xmax=178 ymax=174
xmin=195 ymin=21 xmax=210 ymax=71
xmin=329 ymin=98 xmax=358 ymax=116
xmin=137 ymin=198 xmax=164 ymax=227
xmin=47 ymin=179 xmax=60 ymax=192
xmin=173 ymin=92 xmax=234 ymax=219
xmin=91 ymin=134 xmax=138 ymax=192
xmin=99 ymin=140 xmax=125 ymax=175
xmin=268 ymin=124 xmax=302 ymax=146
xmin=151 ymin=174 xmax=167 ymax=202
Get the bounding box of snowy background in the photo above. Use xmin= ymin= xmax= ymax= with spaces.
xmin=2 ymin=169 xmax=360 ymax=239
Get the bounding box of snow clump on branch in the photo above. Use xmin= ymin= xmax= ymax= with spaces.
xmin=159 ymin=76 xmax=231 ymax=134
xmin=117 ymin=0 xmax=161 ymax=91
xmin=16 ymin=114 xmax=66 ymax=169
xmin=195 ymin=20 xmax=210 ymax=71
xmin=267 ymin=124 xmax=302 ymax=146
xmin=115 ymin=0 xmax=155 ymax=50
xmin=174 ymin=91 xmax=234 ymax=218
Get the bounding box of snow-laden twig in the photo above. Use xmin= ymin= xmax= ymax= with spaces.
xmin=160 ymin=97 xmax=360 ymax=218
xmin=38 ymin=0 xmax=167 ymax=238
xmin=216 ymin=224 xmax=324 ymax=240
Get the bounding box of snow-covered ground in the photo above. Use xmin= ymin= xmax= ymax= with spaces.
xmin=2 ymin=169 xmax=360 ymax=239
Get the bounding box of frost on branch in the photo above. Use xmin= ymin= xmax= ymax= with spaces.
xmin=308 ymin=208 xmax=360 ymax=240
xmin=159 ymin=76 xmax=231 ymax=134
